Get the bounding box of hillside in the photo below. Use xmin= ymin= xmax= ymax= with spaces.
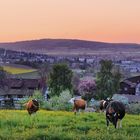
xmin=0 ymin=39 xmax=140 ymax=55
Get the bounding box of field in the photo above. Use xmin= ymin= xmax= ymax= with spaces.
xmin=14 ymin=71 xmax=40 ymax=79
xmin=2 ymin=64 xmax=36 ymax=74
xmin=0 ymin=110 xmax=140 ymax=140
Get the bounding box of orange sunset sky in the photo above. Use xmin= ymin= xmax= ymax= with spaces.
xmin=0 ymin=0 xmax=140 ymax=43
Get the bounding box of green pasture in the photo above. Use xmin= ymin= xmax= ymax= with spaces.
xmin=0 ymin=110 xmax=140 ymax=140
xmin=3 ymin=66 xmax=36 ymax=74
xmin=14 ymin=71 xmax=40 ymax=79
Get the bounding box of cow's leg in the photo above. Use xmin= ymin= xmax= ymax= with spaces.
xmin=77 ymin=109 xmax=80 ymax=114
xmin=72 ymin=106 xmax=75 ymax=111
xmin=75 ymin=109 xmax=79 ymax=115
xmin=120 ymin=120 xmax=122 ymax=128
xmin=117 ymin=119 xmax=122 ymax=128
xmin=116 ymin=120 xmax=119 ymax=129
xmin=74 ymin=110 xmax=77 ymax=115
xmin=113 ymin=113 xmax=118 ymax=129
xmin=76 ymin=108 xmax=80 ymax=115
xmin=73 ymin=106 xmax=77 ymax=115
xmin=114 ymin=118 xmax=118 ymax=129
xmin=99 ymin=110 xmax=102 ymax=113
xmin=82 ymin=109 xmax=85 ymax=114
xmin=113 ymin=119 xmax=117 ymax=129
xmin=28 ymin=110 xmax=32 ymax=115
xmin=112 ymin=116 xmax=117 ymax=128
xmin=106 ymin=118 xmax=109 ymax=130
xmin=79 ymin=109 xmax=84 ymax=114
xmin=75 ymin=107 xmax=80 ymax=115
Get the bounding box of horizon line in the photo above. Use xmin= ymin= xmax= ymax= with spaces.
xmin=0 ymin=38 xmax=139 ymax=45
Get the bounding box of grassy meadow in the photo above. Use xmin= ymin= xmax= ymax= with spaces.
xmin=2 ymin=65 xmax=36 ymax=74
xmin=0 ymin=110 xmax=140 ymax=140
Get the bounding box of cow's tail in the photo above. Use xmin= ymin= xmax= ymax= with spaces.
xmin=22 ymin=103 xmax=25 ymax=106
xmin=85 ymin=101 xmax=88 ymax=109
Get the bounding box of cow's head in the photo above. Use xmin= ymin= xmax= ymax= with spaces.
xmin=68 ymin=96 xmax=82 ymax=104
xmin=107 ymin=112 xmax=118 ymax=128
xmin=68 ymin=98 xmax=75 ymax=104
xmin=104 ymin=98 xmax=113 ymax=108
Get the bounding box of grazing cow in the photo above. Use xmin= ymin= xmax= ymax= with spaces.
xmin=25 ymin=99 xmax=39 ymax=115
xmin=69 ymin=97 xmax=86 ymax=114
xmin=99 ymin=98 xmax=113 ymax=112
xmin=106 ymin=101 xmax=125 ymax=129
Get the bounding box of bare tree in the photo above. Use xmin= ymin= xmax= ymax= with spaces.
xmin=38 ymin=63 xmax=51 ymax=94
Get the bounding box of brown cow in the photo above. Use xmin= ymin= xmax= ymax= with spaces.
xmin=69 ymin=97 xmax=86 ymax=114
xmin=25 ymin=99 xmax=39 ymax=115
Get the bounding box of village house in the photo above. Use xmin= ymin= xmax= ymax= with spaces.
xmin=0 ymin=78 xmax=46 ymax=109
xmin=119 ymin=75 xmax=140 ymax=95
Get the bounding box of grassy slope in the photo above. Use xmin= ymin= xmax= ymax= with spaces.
xmin=14 ymin=71 xmax=40 ymax=79
xmin=3 ymin=65 xmax=36 ymax=74
xmin=0 ymin=110 xmax=140 ymax=140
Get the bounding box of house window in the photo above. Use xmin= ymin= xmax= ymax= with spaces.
xmin=8 ymin=95 xmax=12 ymax=98
xmin=124 ymin=87 xmax=128 ymax=91
xmin=17 ymin=95 xmax=23 ymax=98
xmin=136 ymin=83 xmax=140 ymax=95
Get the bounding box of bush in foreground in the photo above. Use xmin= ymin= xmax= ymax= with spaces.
xmin=43 ymin=90 xmax=73 ymax=111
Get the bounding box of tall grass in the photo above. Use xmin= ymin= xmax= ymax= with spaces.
xmin=0 ymin=110 xmax=140 ymax=140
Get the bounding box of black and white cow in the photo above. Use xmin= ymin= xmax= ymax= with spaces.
xmin=106 ymin=101 xmax=125 ymax=129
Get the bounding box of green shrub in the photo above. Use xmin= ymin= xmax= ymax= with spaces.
xmin=43 ymin=90 xmax=73 ymax=111
xmin=112 ymin=94 xmax=129 ymax=105
xmin=32 ymin=90 xmax=45 ymax=107
xmin=89 ymin=99 xmax=100 ymax=112
xmin=128 ymin=103 xmax=140 ymax=114
xmin=18 ymin=90 xmax=73 ymax=111
xmin=18 ymin=90 xmax=45 ymax=109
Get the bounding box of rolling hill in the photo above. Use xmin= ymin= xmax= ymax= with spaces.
xmin=0 ymin=39 xmax=140 ymax=55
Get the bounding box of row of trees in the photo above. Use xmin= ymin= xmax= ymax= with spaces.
xmin=46 ymin=59 xmax=121 ymax=100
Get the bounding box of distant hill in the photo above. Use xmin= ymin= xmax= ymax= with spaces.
xmin=0 ymin=39 xmax=140 ymax=56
